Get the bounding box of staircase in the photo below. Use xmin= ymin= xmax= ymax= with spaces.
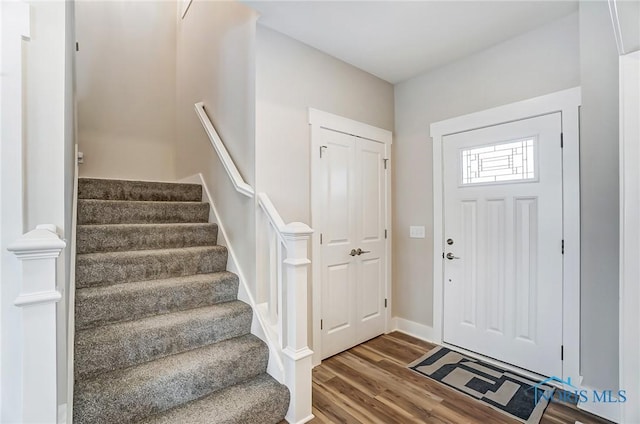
xmin=73 ymin=178 xmax=290 ymax=424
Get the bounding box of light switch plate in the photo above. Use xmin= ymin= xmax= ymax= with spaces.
xmin=409 ymin=226 xmax=425 ymax=238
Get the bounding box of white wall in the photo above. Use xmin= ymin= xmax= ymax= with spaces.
xmin=393 ymin=13 xmax=580 ymax=328
xmin=176 ymin=0 xmax=258 ymax=293
xmin=76 ymin=0 xmax=177 ymax=181
xmin=614 ymin=0 xmax=640 ymax=54
xmin=579 ymin=1 xmax=620 ymax=392
xmin=1 ymin=1 xmax=69 ymax=420
xmin=255 ymin=25 xmax=394 ymax=224
xmin=0 ymin=3 xmax=28 ymax=421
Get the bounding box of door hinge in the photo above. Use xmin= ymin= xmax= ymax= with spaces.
xmin=384 ymin=298 xmax=388 ymax=308
xmin=562 ymin=239 xmax=565 ymax=254
xmin=320 ymin=145 xmax=327 ymax=158
xmin=76 ymin=42 xmax=79 ymax=52
xmin=561 ymin=345 xmax=564 ymax=360
xmin=383 ymin=158 xmax=389 ymax=169
xmin=384 ymin=229 xmax=388 ymax=239
xmin=320 ymin=319 xmax=323 ymax=330
xmin=560 ymin=133 xmax=564 ymax=148
xmin=320 ymin=233 xmax=323 ymax=244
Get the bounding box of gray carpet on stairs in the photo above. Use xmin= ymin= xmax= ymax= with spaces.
xmin=78 ymin=199 xmax=210 ymax=225
xmin=74 ymin=178 xmax=289 ymax=424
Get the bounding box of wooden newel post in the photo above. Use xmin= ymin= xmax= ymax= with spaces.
xmin=8 ymin=224 xmax=66 ymax=424
xmin=281 ymin=222 xmax=314 ymax=424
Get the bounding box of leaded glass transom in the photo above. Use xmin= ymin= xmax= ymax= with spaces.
xmin=461 ymin=138 xmax=536 ymax=185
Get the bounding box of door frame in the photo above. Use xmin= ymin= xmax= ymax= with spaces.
xmin=430 ymin=87 xmax=581 ymax=383
xmin=309 ymin=108 xmax=393 ymax=367
xmin=619 ymin=50 xmax=640 ymax=424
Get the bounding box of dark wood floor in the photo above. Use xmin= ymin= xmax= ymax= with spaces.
xmin=296 ymin=332 xmax=612 ymax=424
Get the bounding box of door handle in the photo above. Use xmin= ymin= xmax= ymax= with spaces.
xmin=446 ymin=253 xmax=460 ymax=260
xmin=356 ymin=248 xmax=371 ymax=255
xmin=349 ymin=249 xmax=358 ymax=257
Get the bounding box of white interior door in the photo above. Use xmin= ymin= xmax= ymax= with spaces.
xmin=442 ymin=113 xmax=563 ymax=377
xmin=319 ymin=127 xmax=387 ymax=359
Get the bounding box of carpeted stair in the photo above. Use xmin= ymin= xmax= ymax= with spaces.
xmin=73 ymin=178 xmax=289 ymax=424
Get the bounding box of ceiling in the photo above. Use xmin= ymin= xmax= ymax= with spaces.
xmin=241 ymin=1 xmax=578 ymax=84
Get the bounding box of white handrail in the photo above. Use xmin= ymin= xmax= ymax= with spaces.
xmin=257 ymin=193 xmax=287 ymax=244
xmin=194 ymin=102 xmax=254 ymax=198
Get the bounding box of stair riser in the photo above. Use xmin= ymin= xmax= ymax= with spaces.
xmin=76 ymin=247 xmax=228 ymax=289
xmin=76 ymin=224 xmax=218 ymax=254
xmin=78 ymin=200 xmax=209 ymax=225
xmin=75 ymin=303 xmax=253 ymax=379
xmin=79 ymin=178 xmax=202 ymax=202
xmin=73 ymin=337 xmax=268 ymax=424
xmin=75 ymin=275 xmax=239 ymax=330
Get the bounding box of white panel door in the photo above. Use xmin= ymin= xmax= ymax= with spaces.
xmin=320 ymin=128 xmax=386 ymax=359
xmin=443 ymin=113 xmax=563 ymax=377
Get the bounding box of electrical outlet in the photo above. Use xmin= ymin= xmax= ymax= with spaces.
xmin=409 ymin=226 xmax=425 ymax=238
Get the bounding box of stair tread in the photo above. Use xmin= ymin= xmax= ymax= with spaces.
xmin=78 ymin=178 xmax=202 ymax=202
xmin=77 ymin=245 xmax=226 ymax=259
xmin=75 ymin=301 xmax=253 ymax=379
xmin=76 ymin=223 xmax=218 ymax=254
xmin=76 ymin=245 xmax=228 ymax=288
xmin=78 ymin=199 xmax=209 ymax=225
xmin=73 ymin=334 xmax=269 ymax=424
xmin=78 ymin=222 xmax=216 ymax=228
xmin=76 ymin=271 xmax=239 ymax=328
xmin=79 ymin=199 xmax=204 ymax=205
xmin=141 ymin=373 xmax=289 ymax=424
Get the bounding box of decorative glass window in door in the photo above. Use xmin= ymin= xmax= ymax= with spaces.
xmin=461 ymin=138 xmax=536 ymax=185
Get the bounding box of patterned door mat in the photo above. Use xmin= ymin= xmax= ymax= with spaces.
xmin=409 ymin=346 xmax=555 ymax=424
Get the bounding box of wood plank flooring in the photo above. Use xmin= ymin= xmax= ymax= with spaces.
xmin=290 ymin=332 xmax=613 ymax=424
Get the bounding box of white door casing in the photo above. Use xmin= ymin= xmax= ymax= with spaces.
xmin=442 ymin=113 xmax=563 ymax=377
xmin=319 ymin=128 xmax=386 ymax=359
xmin=431 ymin=87 xmax=581 ymax=383
xmin=310 ymin=109 xmax=393 ymax=366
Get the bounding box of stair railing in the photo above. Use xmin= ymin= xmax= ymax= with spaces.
xmin=194 ymin=102 xmax=254 ymax=198
xmin=257 ymin=193 xmax=314 ymax=423
xmin=195 ymin=102 xmax=314 ymax=423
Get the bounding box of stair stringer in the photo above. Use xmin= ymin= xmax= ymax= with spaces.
xmin=179 ymin=173 xmax=285 ymax=383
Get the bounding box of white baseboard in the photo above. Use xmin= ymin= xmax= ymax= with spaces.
xmin=577 ymin=387 xmax=622 ymax=423
xmin=390 ymin=317 xmax=439 ymax=344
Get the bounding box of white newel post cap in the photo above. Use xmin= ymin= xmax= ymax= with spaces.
xmin=281 ymin=222 xmax=313 ymax=239
xmin=8 ymin=224 xmax=66 ymax=260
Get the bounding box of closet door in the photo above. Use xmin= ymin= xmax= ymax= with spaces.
xmin=319 ymin=128 xmax=386 ymax=359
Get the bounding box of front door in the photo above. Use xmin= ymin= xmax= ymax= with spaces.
xmin=442 ymin=113 xmax=563 ymax=377
xmin=319 ymin=127 xmax=387 ymax=359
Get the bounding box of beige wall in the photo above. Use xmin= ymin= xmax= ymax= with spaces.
xmin=176 ymin=0 xmax=258 ymax=293
xmin=76 ymin=0 xmax=177 ymax=181
xmin=393 ymin=13 xmax=580 ymax=327
xmin=255 ymin=25 xmax=394 ymax=224
xmin=579 ymin=1 xmax=620 ymax=392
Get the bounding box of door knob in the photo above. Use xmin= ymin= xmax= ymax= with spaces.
xmin=356 ymin=248 xmax=371 ymax=255
xmin=349 ymin=249 xmax=358 ymax=256
xmin=446 ymin=253 xmax=460 ymax=260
